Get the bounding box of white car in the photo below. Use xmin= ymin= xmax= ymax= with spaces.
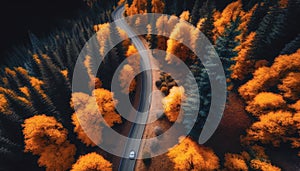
xmin=129 ymin=150 xmax=135 ymax=160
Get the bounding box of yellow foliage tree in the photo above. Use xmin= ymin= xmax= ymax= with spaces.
xmin=223 ymin=153 xmax=248 ymax=171
xmin=119 ymin=64 xmax=137 ymax=94
xmin=165 ymin=22 xmax=197 ymax=64
xmin=94 ymin=23 xmax=111 ymax=57
xmin=278 ymin=72 xmax=300 ymax=101
xmin=22 ymin=115 xmax=76 ymax=170
xmin=250 ymin=159 xmax=281 ymax=171
xmin=126 ymin=44 xmax=138 ymax=57
xmin=213 ymin=0 xmax=256 ymax=42
xmin=213 ymin=0 xmax=243 ymax=40
xmin=279 ymin=0 xmax=288 ymax=8
xmin=72 ymin=112 xmax=101 ymax=147
xmin=38 ymin=143 xmax=76 ymax=171
xmin=84 ymin=55 xmax=102 ymax=89
xmin=162 ymin=86 xmax=185 ymax=122
xmin=29 ymin=76 xmax=44 ymax=91
xmin=23 ymin=115 xmax=68 ymax=154
xmin=126 ymin=0 xmax=147 ymax=15
xmin=71 ymin=152 xmax=112 ymax=171
xmin=126 ymin=44 xmax=140 ymax=71
xmin=151 ymin=0 xmax=165 ymax=13
xmin=71 ymin=89 xmax=122 ymax=147
xmin=239 ymin=49 xmax=300 ymax=158
xmin=251 ymin=145 xmax=268 ymax=159
xmin=156 ymin=15 xmax=179 ymax=50
xmin=241 ymin=111 xmax=300 ymax=148
xmin=237 ymin=4 xmax=258 ymax=41
xmin=180 ymin=11 xmax=190 ymax=22
xmin=290 ymin=100 xmax=300 ymax=112
xmin=0 ymin=94 xmax=10 ymax=114
xmin=246 ymin=92 xmax=286 ymax=116
xmin=167 ymin=137 xmax=219 ymax=170
xmin=93 ymin=88 xmax=122 ymax=127
xmin=239 ymin=49 xmax=300 ymax=101
xmin=231 ymin=32 xmax=256 ymax=81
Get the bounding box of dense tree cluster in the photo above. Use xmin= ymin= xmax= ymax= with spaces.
xmin=0 ymin=3 xmax=126 ymax=170
xmin=143 ymin=0 xmax=300 ymax=170
xmin=0 ymin=0 xmax=299 ymax=170
xmin=239 ymin=49 xmax=300 ymax=157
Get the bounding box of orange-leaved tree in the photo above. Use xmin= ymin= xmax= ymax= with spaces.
xmin=162 ymin=86 xmax=185 ymax=122
xmin=119 ymin=64 xmax=137 ymax=94
xmin=71 ymin=92 xmax=101 ymax=146
xmin=126 ymin=44 xmax=140 ymax=73
xmin=231 ymin=32 xmax=256 ymax=81
xmin=71 ymin=152 xmax=112 ymax=171
xmin=241 ymin=110 xmax=300 ymax=149
xmin=22 ymin=114 xmax=76 ymax=170
xmin=93 ymin=88 xmax=122 ymax=127
xmin=180 ymin=11 xmax=190 ymax=22
xmin=213 ymin=0 xmax=256 ymax=42
xmin=71 ymin=89 xmax=122 ymax=147
xmin=223 ymin=153 xmax=248 ymax=171
xmin=165 ymin=21 xmax=196 ymax=64
xmin=151 ymin=0 xmax=165 ymax=13
xmin=84 ymin=55 xmax=102 ymax=89
xmin=156 ymin=15 xmax=179 ymax=50
xmin=239 ymin=49 xmax=300 ymax=101
xmin=167 ymin=137 xmax=219 ymax=170
xmin=237 ymin=50 xmax=300 ymax=158
xmin=245 ymin=92 xmax=286 ymax=117
xmin=250 ymin=159 xmax=281 ymax=171
xmin=125 ymin=0 xmax=147 ymax=15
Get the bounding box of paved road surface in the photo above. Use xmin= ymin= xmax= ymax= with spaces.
xmin=112 ymin=5 xmax=153 ymax=171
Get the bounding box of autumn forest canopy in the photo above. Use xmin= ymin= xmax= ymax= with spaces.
xmin=0 ymin=0 xmax=300 ymax=170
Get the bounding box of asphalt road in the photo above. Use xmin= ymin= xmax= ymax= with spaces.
xmin=112 ymin=5 xmax=153 ymax=171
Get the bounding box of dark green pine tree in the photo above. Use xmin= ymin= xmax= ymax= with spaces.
xmin=0 ymin=111 xmax=23 ymax=143
xmin=280 ymin=34 xmax=300 ymax=55
xmin=191 ymin=0 xmax=203 ymax=25
xmin=198 ymin=1 xmax=215 ymax=43
xmin=186 ymin=62 xmax=211 ymax=140
xmin=280 ymin=0 xmax=300 ymax=54
xmin=14 ymin=68 xmax=58 ymax=117
xmin=163 ymin=0 xmax=175 ymax=15
xmin=110 ymin=23 xmax=126 ymax=61
xmin=184 ymin=0 xmax=196 ymax=11
xmin=247 ymin=0 xmax=279 ymax=33
xmin=251 ymin=6 xmax=287 ymax=62
xmin=0 ymin=88 xmax=38 ymax=119
xmin=1 ymin=69 xmax=24 ymax=96
xmin=147 ymin=0 xmax=152 ymax=13
xmin=215 ymin=17 xmax=241 ymax=80
xmin=33 ymin=54 xmax=73 ymax=128
xmin=0 ymin=132 xmax=42 ymax=171
xmin=175 ymin=0 xmax=184 ymax=16
xmin=28 ymin=32 xmax=43 ymax=77
xmin=148 ymin=14 xmax=158 ymax=49
xmin=182 ymin=66 xmax=201 ymax=135
xmin=187 ymin=40 xmax=227 ymax=140
xmin=128 ymin=0 xmax=134 ymax=6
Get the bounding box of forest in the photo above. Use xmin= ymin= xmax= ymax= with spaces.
xmin=0 ymin=0 xmax=299 ymax=170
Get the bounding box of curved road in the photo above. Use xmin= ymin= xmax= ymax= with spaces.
xmin=112 ymin=5 xmax=153 ymax=171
